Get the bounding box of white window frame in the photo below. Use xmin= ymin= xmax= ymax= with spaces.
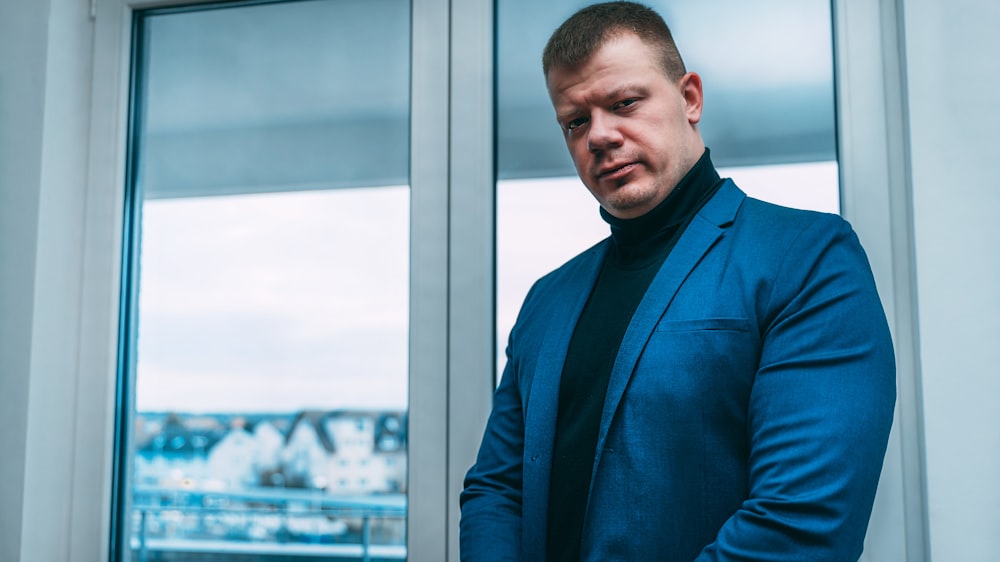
xmin=834 ymin=0 xmax=928 ymax=560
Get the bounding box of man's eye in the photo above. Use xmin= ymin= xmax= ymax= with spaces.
xmin=614 ymin=99 xmax=637 ymax=110
xmin=566 ymin=117 xmax=588 ymax=131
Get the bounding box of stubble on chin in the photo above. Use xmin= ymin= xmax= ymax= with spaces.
xmin=601 ymin=183 xmax=659 ymax=218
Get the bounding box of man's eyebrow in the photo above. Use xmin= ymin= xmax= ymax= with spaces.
xmin=553 ymin=83 xmax=650 ymax=124
xmin=555 ymin=84 xmax=648 ymax=116
xmin=554 ymin=106 xmax=581 ymax=124
xmin=605 ymin=83 xmax=647 ymax=100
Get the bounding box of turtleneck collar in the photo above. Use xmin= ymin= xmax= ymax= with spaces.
xmin=600 ymin=148 xmax=722 ymax=267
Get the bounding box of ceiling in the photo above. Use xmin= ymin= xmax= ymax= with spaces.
xmin=138 ymin=0 xmax=836 ymax=198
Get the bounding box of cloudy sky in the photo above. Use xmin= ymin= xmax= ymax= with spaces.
xmin=136 ymin=162 xmax=837 ymax=413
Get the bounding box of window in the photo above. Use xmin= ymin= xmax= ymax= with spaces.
xmin=114 ymin=1 xmax=411 ymax=559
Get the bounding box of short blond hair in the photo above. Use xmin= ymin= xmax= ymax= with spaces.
xmin=542 ymin=1 xmax=687 ymax=82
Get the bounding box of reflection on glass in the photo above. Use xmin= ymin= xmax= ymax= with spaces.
xmin=119 ymin=1 xmax=410 ymax=560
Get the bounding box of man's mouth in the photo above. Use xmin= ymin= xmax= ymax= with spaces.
xmin=598 ymin=162 xmax=638 ymax=181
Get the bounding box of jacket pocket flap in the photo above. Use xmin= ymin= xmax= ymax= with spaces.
xmin=653 ymin=317 xmax=751 ymax=332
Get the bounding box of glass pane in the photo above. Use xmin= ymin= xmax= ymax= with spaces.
xmin=117 ymin=1 xmax=410 ymax=560
xmin=497 ymin=0 xmax=840 ymax=378
xmin=497 ymin=0 xmax=837 ymax=179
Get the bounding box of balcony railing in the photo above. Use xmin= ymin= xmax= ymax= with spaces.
xmin=130 ymin=486 xmax=406 ymax=561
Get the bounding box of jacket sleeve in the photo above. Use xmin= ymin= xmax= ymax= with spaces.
xmin=459 ymin=324 xmax=529 ymax=561
xmin=695 ymin=215 xmax=896 ymax=561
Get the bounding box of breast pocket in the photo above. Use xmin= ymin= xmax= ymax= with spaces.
xmin=631 ymin=317 xmax=758 ymax=409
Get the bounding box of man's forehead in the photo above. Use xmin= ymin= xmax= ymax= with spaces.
xmin=547 ymin=39 xmax=663 ymax=98
xmin=545 ymin=32 xmax=658 ymax=80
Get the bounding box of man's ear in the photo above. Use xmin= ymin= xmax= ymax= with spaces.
xmin=679 ymin=72 xmax=704 ymax=125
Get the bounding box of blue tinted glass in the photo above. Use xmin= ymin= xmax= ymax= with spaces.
xmin=119 ymin=1 xmax=410 ymax=559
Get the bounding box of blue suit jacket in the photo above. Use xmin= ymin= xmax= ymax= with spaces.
xmin=460 ymin=181 xmax=896 ymax=561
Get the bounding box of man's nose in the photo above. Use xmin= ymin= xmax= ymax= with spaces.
xmin=587 ymin=112 xmax=624 ymax=153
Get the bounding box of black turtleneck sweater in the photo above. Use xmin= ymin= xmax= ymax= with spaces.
xmin=546 ymin=150 xmax=723 ymax=562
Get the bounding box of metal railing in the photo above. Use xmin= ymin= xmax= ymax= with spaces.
xmin=131 ymin=486 xmax=406 ymax=561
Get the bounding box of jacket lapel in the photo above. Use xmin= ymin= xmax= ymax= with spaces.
xmin=588 ymin=181 xmax=746 ymax=486
xmin=522 ymin=240 xmax=608 ymax=553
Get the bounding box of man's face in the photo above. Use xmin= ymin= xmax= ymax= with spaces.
xmin=546 ymin=33 xmax=705 ymax=219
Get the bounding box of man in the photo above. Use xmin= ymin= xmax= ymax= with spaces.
xmin=460 ymin=2 xmax=895 ymax=561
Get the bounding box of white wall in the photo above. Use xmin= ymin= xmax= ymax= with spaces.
xmin=903 ymin=1 xmax=1000 ymax=560
xmin=0 ymin=0 xmax=99 ymax=560
xmin=0 ymin=1 xmax=48 ymax=558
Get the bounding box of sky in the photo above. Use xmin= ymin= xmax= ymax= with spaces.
xmin=136 ymin=161 xmax=837 ymax=413
xmin=136 ymin=186 xmax=409 ymax=413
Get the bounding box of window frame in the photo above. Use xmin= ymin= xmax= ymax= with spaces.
xmin=81 ymin=0 xmax=463 ymax=559
xmin=834 ymin=0 xmax=928 ymax=560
